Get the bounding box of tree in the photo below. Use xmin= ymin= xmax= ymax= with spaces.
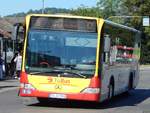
xmin=71 ymin=5 xmax=103 ymax=17
xmin=96 ymin=0 xmax=124 ymax=18
xmin=123 ymin=0 xmax=150 ymax=64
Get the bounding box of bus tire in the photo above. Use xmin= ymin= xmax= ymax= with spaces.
xmin=108 ymin=77 xmax=114 ymax=99
xmin=128 ymin=74 xmax=134 ymax=90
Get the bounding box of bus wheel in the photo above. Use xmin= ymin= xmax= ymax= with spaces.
xmin=37 ymin=97 xmax=49 ymax=104
xmin=128 ymin=75 xmax=133 ymax=90
xmin=108 ymin=80 xmax=114 ymax=99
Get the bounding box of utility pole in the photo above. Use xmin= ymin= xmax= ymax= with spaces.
xmin=42 ymin=0 xmax=44 ymax=14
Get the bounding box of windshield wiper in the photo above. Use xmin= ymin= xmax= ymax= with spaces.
xmin=53 ymin=67 xmax=86 ymax=78
xmin=29 ymin=70 xmax=62 ymax=75
xmin=61 ymin=71 xmax=86 ymax=79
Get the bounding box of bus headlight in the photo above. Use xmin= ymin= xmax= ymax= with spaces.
xmin=81 ymin=88 xmax=100 ymax=94
xmin=20 ymin=83 xmax=36 ymax=94
xmin=20 ymin=83 xmax=35 ymax=90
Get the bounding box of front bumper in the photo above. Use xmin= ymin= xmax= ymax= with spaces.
xmin=19 ymin=88 xmax=100 ymax=102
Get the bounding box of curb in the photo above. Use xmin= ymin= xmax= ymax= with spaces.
xmin=0 ymin=87 xmax=19 ymax=93
xmin=0 ymin=79 xmax=19 ymax=93
xmin=140 ymin=67 xmax=150 ymax=71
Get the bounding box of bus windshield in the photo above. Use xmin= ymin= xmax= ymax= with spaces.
xmin=25 ymin=29 xmax=97 ymax=78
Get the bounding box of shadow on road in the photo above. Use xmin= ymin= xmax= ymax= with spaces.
xmin=28 ymin=88 xmax=150 ymax=109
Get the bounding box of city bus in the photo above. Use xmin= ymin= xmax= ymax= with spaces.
xmin=17 ymin=14 xmax=141 ymax=103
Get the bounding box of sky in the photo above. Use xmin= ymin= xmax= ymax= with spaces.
xmin=0 ymin=0 xmax=97 ymax=16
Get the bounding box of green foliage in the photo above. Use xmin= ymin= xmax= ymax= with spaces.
xmin=71 ymin=6 xmax=103 ymax=17
xmin=145 ymin=27 xmax=150 ymax=37
xmin=123 ymin=0 xmax=150 ymax=64
xmin=124 ymin=0 xmax=150 ymax=15
xmin=97 ymin=0 xmax=124 ymax=18
xmin=6 ymin=8 xmax=72 ymax=17
xmin=140 ymin=36 xmax=150 ymax=64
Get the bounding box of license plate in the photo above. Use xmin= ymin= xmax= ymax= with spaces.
xmin=49 ymin=94 xmax=67 ymax=99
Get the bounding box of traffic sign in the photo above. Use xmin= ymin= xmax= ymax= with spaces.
xmin=143 ymin=16 xmax=150 ymax=26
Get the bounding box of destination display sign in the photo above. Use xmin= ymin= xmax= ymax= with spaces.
xmin=30 ymin=16 xmax=97 ymax=32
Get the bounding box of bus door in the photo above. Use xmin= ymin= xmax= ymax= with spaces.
xmin=101 ymin=35 xmax=121 ymax=96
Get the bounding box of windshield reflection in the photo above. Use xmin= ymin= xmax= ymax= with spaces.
xmin=26 ymin=30 xmax=97 ymax=78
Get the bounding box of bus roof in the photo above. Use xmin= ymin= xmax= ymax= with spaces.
xmin=104 ymin=20 xmax=141 ymax=33
xmin=26 ymin=14 xmax=98 ymax=20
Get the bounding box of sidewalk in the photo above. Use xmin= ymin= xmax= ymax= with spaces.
xmin=140 ymin=65 xmax=150 ymax=70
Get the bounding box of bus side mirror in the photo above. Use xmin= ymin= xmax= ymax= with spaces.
xmin=104 ymin=36 xmax=111 ymax=52
xmin=11 ymin=23 xmax=23 ymax=41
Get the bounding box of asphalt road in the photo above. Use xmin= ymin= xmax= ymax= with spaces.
xmin=0 ymin=69 xmax=149 ymax=113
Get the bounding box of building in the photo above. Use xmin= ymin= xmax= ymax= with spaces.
xmin=0 ymin=17 xmax=24 ymax=76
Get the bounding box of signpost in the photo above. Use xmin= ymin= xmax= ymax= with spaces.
xmin=143 ymin=16 xmax=150 ymax=26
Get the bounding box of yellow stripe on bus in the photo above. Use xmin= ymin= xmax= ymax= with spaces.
xmin=95 ymin=19 xmax=104 ymax=77
xmin=22 ymin=15 xmax=31 ymax=71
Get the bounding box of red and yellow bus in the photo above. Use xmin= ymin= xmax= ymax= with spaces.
xmin=16 ymin=14 xmax=141 ymax=103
